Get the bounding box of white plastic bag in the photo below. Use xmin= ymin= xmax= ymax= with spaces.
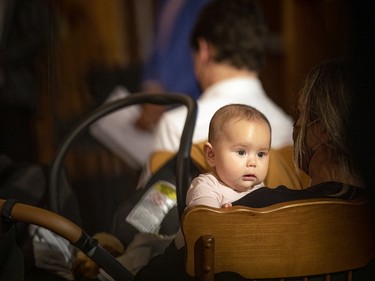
xmin=29 ymin=225 xmax=75 ymax=280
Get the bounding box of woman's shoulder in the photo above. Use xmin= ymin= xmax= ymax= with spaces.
xmin=232 ymin=182 xmax=364 ymax=208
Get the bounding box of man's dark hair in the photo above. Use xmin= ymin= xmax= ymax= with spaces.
xmin=190 ymin=0 xmax=268 ymax=71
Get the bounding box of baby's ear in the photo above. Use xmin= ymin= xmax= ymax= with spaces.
xmin=204 ymin=141 xmax=215 ymax=167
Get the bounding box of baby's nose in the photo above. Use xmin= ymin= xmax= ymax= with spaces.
xmin=246 ymin=159 xmax=256 ymax=167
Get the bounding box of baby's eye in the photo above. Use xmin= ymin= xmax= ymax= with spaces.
xmin=236 ymin=150 xmax=246 ymax=156
xmin=257 ymin=152 xmax=266 ymax=158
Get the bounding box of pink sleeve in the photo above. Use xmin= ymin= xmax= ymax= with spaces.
xmin=186 ymin=174 xmax=222 ymax=208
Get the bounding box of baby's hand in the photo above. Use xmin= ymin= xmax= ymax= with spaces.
xmin=221 ymin=203 xmax=232 ymax=208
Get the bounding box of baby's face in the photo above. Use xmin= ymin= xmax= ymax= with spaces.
xmin=211 ymin=119 xmax=270 ymax=192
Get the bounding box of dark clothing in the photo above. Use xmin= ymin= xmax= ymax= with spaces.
xmin=233 ymin=182 xmax=361 ymax=208
xmin=134 ymin=182 xmax=373 ymax=281
xmin=0 ymin=220 xmax=24 ymax=281
xmin=142 ymin=0 xmax=211 ymax=100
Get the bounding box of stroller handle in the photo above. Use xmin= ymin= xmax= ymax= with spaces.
xmin=0 ymin=198 xmax=134 ymax=281
xmin=0 ymin=198 xmax=82 ymax=243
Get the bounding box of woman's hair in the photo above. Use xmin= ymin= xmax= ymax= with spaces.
xmin=208 ymin=103 xmax=271 ymax=145
xmin=294 ymin=59 xmax=358 ymax=179
xmin=190 ymin=0 xmax=268 ymax=72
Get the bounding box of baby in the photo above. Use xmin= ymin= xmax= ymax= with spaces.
xmin=175 ymin=103 xmax=271 ymax=248
xmin=187 ymin=103 xmax=271 ymax=208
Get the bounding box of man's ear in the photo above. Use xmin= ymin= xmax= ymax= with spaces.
xmin=197 ymin=38 xmax=211 ymax=63
xmin=204 ymin=141 xmax=215 ymax=167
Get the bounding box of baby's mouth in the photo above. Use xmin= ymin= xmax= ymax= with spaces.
xmin=243 ymin=174 xmax=256 ymax=181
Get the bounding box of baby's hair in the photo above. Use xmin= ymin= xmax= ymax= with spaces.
xmin=208 ymin=104 xmax=271 ymax=144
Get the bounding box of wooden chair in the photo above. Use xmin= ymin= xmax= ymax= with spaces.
xmin=182 ymin=197 xmax=375 ymax=281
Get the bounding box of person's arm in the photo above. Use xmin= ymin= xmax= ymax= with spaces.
xmin=135 ymin=103 xmax=166 ymax=131
xmin=186 ymin=175 xmax=222 ymax=208
xmin=188 ymin=195 xmax=222 ymax=208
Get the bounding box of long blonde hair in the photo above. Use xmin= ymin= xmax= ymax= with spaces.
xmin=294 ymin=59 xmax=360 ymax=182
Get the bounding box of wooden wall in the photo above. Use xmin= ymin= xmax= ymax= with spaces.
xmin=260 ymin=0 xmax=348 ymax=118
xmin=33 ymin=0 xmax=139 ymax=173
xmin=281 ymin=0 xmax=348 ymax=116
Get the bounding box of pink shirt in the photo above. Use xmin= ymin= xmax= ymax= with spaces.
xmin=175 ymin=173 xmax=263 ymax=249
xmin=186 ymin=173 xmax=263 ymax=208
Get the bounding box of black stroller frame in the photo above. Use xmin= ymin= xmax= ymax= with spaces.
xmin=0 ymin=92 xmax=198 ymax=281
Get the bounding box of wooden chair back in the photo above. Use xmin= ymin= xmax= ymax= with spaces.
xmin=182 ymin=197 xmax=375 ymax=281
